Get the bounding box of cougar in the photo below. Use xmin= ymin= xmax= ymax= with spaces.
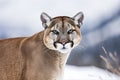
xmin=0 ymin=12 xmax=84 ymax=80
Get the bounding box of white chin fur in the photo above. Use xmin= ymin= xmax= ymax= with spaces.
xmin=56 ymin=43 xmax=72 ymax=54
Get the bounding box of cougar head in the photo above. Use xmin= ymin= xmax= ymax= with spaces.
xmin=40 ymin=12 xmax=84 ymax=53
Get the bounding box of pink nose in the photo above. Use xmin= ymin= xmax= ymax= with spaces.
xmin=60 ymin=39 xmax=67 ymax=45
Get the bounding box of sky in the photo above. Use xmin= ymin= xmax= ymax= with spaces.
xmin=0 ymin=0 xmax=120 ymax=37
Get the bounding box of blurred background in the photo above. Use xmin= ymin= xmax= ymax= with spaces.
xmin=0 ymin=0 xmax=120 ymax=68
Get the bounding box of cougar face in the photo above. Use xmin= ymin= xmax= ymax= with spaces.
xmin=40 ymin=12 xmax=84 ymax=53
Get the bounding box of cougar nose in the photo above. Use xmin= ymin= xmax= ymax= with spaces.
xmin=60 ymin=39 xmax=67 ymax=45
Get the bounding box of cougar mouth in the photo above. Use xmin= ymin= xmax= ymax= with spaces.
xmin=53 ymin=41 xmax=74 ymax=49
xmin=62 ymin=46 xmax=66 ymax=49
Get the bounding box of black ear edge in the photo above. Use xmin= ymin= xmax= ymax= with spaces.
xmin=78 ymin=12 xmax=84 ymax=24
xmin=40 ymin=12 xmax=52 ymax=29
xmin=73 ymin=12 xmax=84 ymax=22
xmin=40 ymin=12 xmax=51 ymax=23
xmin=73 ymin=12 xmax=84 ymax=28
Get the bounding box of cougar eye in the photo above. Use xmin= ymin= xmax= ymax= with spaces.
xmin=67 ymin=29 xmax=75 ymax=34
xmin=51 ymin=30 xmax=59 ymax=35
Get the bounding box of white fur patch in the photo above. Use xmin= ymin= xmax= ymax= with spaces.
xmin=56 ymin=43 xmax=72 ymax=54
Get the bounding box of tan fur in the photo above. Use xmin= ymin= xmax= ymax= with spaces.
xmin=0 ymin=13 xmax=83 ymax=80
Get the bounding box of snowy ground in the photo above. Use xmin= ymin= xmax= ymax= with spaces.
xmin=64 ymin=65 xmax=120 ymax=80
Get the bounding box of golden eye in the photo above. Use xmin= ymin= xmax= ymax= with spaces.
xmin=51 ymin=30 xmax=59 ymax=35
xmin=67 ymin=29 xmax=75 ymax=34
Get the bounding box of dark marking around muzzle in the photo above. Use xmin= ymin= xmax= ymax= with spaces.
xmin=53 ymin=40 xmax=74 ymax=48
xmin=53 ymin=42 xmax=57 ymax=48
xmin=70 ymin=41 xmax=74 ymax=47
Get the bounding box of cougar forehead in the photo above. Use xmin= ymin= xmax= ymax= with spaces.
xmin=50 ymin=17 xmax=76 ymax=28
xmin=49 ymin=17 xmax=80 ymax=35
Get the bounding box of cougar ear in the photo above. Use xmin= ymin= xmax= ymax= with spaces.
xmin=73 ymin=12 xmax=84 ymax=28
xmin=40 ymin=12 xmax=51 ymax=29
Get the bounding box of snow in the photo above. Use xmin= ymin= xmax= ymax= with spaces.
xmin=64 ymin=65 xmax=120 ymax=80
